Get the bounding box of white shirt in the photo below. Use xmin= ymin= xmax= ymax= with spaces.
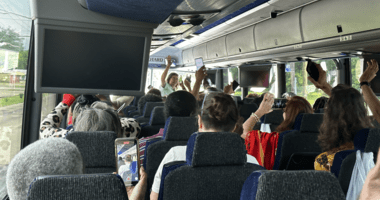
xmin=159 ymin=83 xmax=175 ymax=97
xmin=151 ymin=145 xmax=259 ymax=193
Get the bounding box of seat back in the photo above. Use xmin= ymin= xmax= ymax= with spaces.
xmin=143 ymin=102 xmax=164 ymax=118
xmin=27 ymin=174 xmax=128 ymax=200
xmin=365 ymin=128 xmax=380 ymax=152
xmin=331 ymin=150 xmax=356 ymax=178
xmin=149 ymin=106 xmax=165 ymax=126
xmin=273 ymin=114 xmax=323 ymax=170
xmin=163 ymin=132 xmax=264 ymax=200
xmin=145 ymin=117 xmax=198 ymax=198
xmin=66 ymin=131 xmax=117 ymax=173
xmin=353 ymin=128 xmax=370 ymax=151
xmin=240 ymin=104 xmax=259 ymax=121
xmin=261 ymin=109 xmax=284 ymax=131
xmin=241 ymin=170 xmax=345 ymax=200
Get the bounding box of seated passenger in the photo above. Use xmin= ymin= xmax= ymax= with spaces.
xmin=313 ymin=96 xmax=328 ymax=112
xmin=137 ymin=93 xmax=162 ymax=116
xmin=246 ymin=93 xmax=260 ymax=98
xmin=147 ymin=88 xmax=162 ymax=97
xmin=150 ymin=93 xmax=259 ymax=200
xmin=307 ymin=62 xmax=373 ymax=171
xmin=40 ymin=94 xmax=124 ymax=138
xmin=282 ymin=92 xmax=296 ymax=100
xmin=6 ymin=138 xmax=83 ymax=200
xmin=243 ymin=94 xmax=313 ymax=169
xmin=359 ymin=147 xmax=380 ymax=200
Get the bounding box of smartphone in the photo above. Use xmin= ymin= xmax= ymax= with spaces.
xmin=195 ymin=57 xmax=204 ymax=71
xmin=115 ymin=138 xmax=140 ymax=186
xmin=273 ymin=98 xmax=288 ymax=109
xmin=232 ymin=80 xmax=240 ymax=91
xmin=186 ymin=75 xmax=191 ymax=83
xmin=306 ymin=59 xmax=319 ymax=81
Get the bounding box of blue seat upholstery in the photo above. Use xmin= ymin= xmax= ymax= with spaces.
xmin=145 ymin=117 xmax=198 ymax=199
xmin=158 ymin=161 xmax=187 ymax=200
xmin=163 ymin=132 xmax=264 ymax=200
xmin=66 ymin=131 xmax=117 ymax=173
xmin=27 ymin=174 xmax=128 ymax=200
xmin=331 ymin=150 xmax=356 ymax=178
xmin=354 ymin=128 xmax=370 ymax=151
xmin=83 ymin=0 xmax=184 ymax=24
xmin=135 ymin=102 xmax=164 ymax=123
xmin=240 ymin=170 xmax=345 ymax=200
xmin=139 ymin=106 xmax=165 ymax=138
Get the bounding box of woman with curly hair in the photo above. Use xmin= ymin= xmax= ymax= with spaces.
xmin=308 ymin=62 xmax=373 ymax=171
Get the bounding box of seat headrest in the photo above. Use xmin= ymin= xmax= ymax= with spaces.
xmin=365 ymin=128 xmax=380 ymax=152
xmin=300 ymin=114 xmax=323 ymax=132
xmin=66 ymin=131 xmax=117 ymax=168
xmin=293 ymin=113 xmax=304 ymax=130
xmin=143 ymin=102 xmax=164 ymax=118
xmin=252 ymin=171 xmax=345 ymax=200
xmin=163 ymin=117 xmax=198 ymax=141
xmin=262 ymin=110 xmax=284 ymax=124
xmin=149 ymin=106 xmax=165 ymax=125
xmin=28 ymin=174 xmax=128 ymax=199
xmin=354 ymin=128 xmax=370 ymax=151
xmin=186 ymin=132 xmax=246 ymax=167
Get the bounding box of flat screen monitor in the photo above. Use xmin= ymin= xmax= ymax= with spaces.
xmin=239 ymin=66 xmax=271 ymax=88
xmin=35 ymin=21 xmax=151 ymax=96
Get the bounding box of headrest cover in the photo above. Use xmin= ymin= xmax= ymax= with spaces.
xmin=365 ymin=128 xmax=380 ymax=152
xmin=300 ymin=114 xmax=323 ymax=132
xmin=188 ymin=132 xmax=247 ymax=167
xmin=164 ymin=117 xmax=198 ymax=141
xmin=150 ymin=106 xmax=165 ymax=125
xmin=354 ymin=128 xmax=370 ymax=151
xmin=256 ymin=171 xmax=345 ymax=199
xmin=66 ymin=131 xmax=117 ymax=167
xmin=293 ymin=113 xmax=304 ymax=130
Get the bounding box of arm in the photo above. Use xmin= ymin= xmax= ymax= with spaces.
xmin=39 ymin=94 xmax=76 ymax=138
xmin=129 ymin=167 xmax=148 ymax=200
xmin=184 ymin=79 xmax=192 ymax=93
xmin=191 ymin=66 xmax=207 ymax=99
xmin=360 ymin=59 xmax=380 ymax=123
xmin=359 ymin=147 xmax=380 ymax=200
xmin=242 ymin=93 xmax=274 ymax=138
xmin=307 ymin=63 xmax=332 ymax=97
xmin=161 ymin=55 xmax=172 ymax=88
xmin=179 ymin=81 xmax=187 ymax=91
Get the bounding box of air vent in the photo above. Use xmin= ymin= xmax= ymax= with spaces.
xmin=185 ymin=35 xmax=194 ymax=40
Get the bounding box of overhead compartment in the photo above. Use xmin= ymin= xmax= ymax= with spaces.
xmin=207 ymin=37 xmax=228 ymax=59
xmin=182 ymin=48 xmax=194 ymax=64
xmin=255 ymin=9 xmax=302 ymax=50
xmin=226 ymin=26 xmax=256 ymax=56
xmin=193 ymin=43 xmax=208 ymax=60
xmin=301 ymin=0 xmax=380 ymax=42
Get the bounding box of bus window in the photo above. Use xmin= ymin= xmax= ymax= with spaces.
xmin=351 ymin=57 xmax=364 ymax=91
xmin=285 ymin=60 xmax=337 ymax=106
xmin=0 ymin=0 xmax=31 ymax=177
xmin=40 ymin=94 xmax=57 ymax=125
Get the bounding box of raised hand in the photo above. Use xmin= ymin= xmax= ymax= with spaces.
xmin=360 ymin=59 xmax=379 ymax=83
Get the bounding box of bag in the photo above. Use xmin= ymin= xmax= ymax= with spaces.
xmin=260 ymin=123 xmax=271 ymax=133
xmin=346 ymin=151 xmax=375 ymax=200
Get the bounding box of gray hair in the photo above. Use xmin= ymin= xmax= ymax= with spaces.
xmin=6 ymin=138 xmax=84 ymax=200
xmin=74 ymin=108 xmax=123 ymax=138
xmin=91 ymin=101 xmax=114 ymax=110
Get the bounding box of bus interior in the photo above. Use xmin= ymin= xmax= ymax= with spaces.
xmin=1 ymin=0 xmax=380 ymax=199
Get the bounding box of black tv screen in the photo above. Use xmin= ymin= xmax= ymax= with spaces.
xmin=240 ymin=66 xmax=271 ymax=87
xmin=39 ymin=29 xmax=146 ymax=93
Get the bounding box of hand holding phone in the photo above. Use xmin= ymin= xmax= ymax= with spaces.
xmin=186 ymin=75 xmax=191 ymax=83
xmin=115 ymin=138 xmax=140 ymax=186
xmin=195 ymin=58 xmax=204 ymax=71
xmin=232 ymin=80 xmax=240 ymax=91
xmin=306 ymin=59 xmax=320 ymax=82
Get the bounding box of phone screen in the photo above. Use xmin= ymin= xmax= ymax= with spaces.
xmin=195 ymin=58 xmax=204 ymax=70
xmin=306 ymin=60 xmax=319 ymax=81
xmin=272 ymin=98 xmax=288 ymax=109
xmin=115 ymin=138 xmax=139 ymax=186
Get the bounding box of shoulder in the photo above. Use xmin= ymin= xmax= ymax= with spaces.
xmin=246 ymin=154 xmax=259 ymax=165
xmin=164 ymin=146 xmax=186 ymax=162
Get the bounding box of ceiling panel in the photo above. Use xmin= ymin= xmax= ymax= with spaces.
xmin=173 ymin=0 xmax=238 ymax=12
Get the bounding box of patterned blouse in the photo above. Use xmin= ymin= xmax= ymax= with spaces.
xmin=314 ymin=142 xmax=355 ymax=171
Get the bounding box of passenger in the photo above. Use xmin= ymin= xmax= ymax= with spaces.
xmin=313 ymin=96 xmax=328 ymax=112
xmin=40 ymin=94 xmax=124 ymax=138
xmin=359 ymin=147 xmax=380 ymax=200
xmin=307 ymin=62 xmax=373 ymax=171
xmin=282 ymin=92 xmax=296 ymax=100
xmin=246 ymin=93 xmax=260 ymax=98
xmin=150 ymin=93 xmax=259 ymax=200
xmin=92 ymin=101 xmax=141 ymax=138
xmin=137 ymin=94 xmax=162 ymax=116
xmin=243 ymin=94 xmax=313 ymax=169
xmin=6 ymin=138 xmax=83 ymax=200
xmin=160 ymin=55 xmax=178 ymax=97
xmin=66 ymin=94 xmax=100 ymax=126
xmin=147 ymin=88 xmax=162 ymax=97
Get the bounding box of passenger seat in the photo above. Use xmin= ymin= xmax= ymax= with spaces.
xmin=139 ymin=106 xmax=165 ymax=138
xmin=135 ymin=102 xmax=164 ymax=124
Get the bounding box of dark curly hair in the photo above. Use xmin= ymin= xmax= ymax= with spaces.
xmin=318 ymin=84 xmax=373 ymax=152
xmin=72 ymin=95 xmax=100 ymax=121
xmin=164 ymin=91 xmax=197 ymax=118
xmin=201 ymin=93 xmax=243 ymax=134
xmin=138 ymin=94 xmax=162 ymax=114
xmin=313 ymin=96 xmax=328 ymax=112
xmin=147 ymin=88 xmax=161 ymax=97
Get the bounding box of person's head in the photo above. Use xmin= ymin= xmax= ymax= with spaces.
xmin=147 ymin=88 xmax=162 ymax=97
xmin=282 ymin=92 xmax=297 ymax=100
xmin=137 ymin=94 xmax=162 ymax=114
xmin=318 ymin=84 xmax=373 ymax=152
xmin=119 ymin=156 xmax=123 ymax=161
xmin=246 ymin=93 xmax=260 ymax=98
xmin=91 ymin=100 xmax=114 ymax=110
xmin=164 ymin=91 xmax=198 ymax=118
xmin=313 ymin=96 xmax=328 ymax=112
xmin=126 ymin=155 xmax=132 ymax=162
xmin=167 ymin=72 xmax=179 ymax=87
xmin=276 ymin=96 xmax=313 ymax=133
xmin=6 ymin=138 xmax=83 ymax=200
xmin=72 ymin=95 xmax=100 ymax=122
xmin=199 ymin=93 xmax=242 ymax=134
xmin=74 ymin=108 xmax=123 ymax=138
